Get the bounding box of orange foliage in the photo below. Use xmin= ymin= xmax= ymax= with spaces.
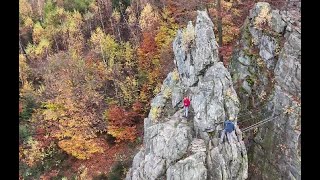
xmin=107 ymin=126 xmax=137 ymax=142
xmin=106 ymin=105 xmax=136 ymax=127
xmin=137 ymin=7 xmax=177 ymax=104
xmin=138 ymin=32 xmax=158 ymax=70
xmin=139 ymin=33 xmax=157 ymax=54
xmin=106 ymin=105 xmax=139 ymax=142
xmin=132 ymin=101 xmax=145 ymax=118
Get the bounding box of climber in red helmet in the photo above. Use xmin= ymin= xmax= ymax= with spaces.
xmin=183 ymin=96 xmax=191 ymax=118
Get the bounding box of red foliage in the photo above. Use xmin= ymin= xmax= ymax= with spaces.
xmin=61 ymin=140 xmax=139 ymax=179
xmin=84 ymin=51 xmax=99 ymax=65
xmin=139 ymin=32 xmax=157 ymax=55
xmin=106 ymin=105 xmax=141 ymax=142
xmin=132 ymin=101 xmax=145 ymax=118
xmin=107 ymin=105 xmax=136 ymax=127
xmin=219 ymin=46 xmax=233 ymax=67
xmin=165 ymin=0 xmax=210 ymax=25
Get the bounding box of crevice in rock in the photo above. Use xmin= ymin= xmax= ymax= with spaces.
xmin=198 ymin=61 xmax=215 ymax=77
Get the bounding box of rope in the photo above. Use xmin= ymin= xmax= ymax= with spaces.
xmin=242 ymin=116 xmax=278 ymax=132
xmin=245 ymin=118 xmax=301 ymax=159
xmin=238 ymin=112 xmax=267 ymax=124
xmin=242 ymin=117 xmax=276 ymax=132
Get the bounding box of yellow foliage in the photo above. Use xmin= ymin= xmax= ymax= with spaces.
xmin=139 ymin=89 xmax=149 ymax=103
xmin=127 ymin=6 xmax=137 ymax=27
xmin=223 ymin=1 xmax=233 ymax=10
xmin=20 ymin=81 xmax=34 ymax=95
xmin=65 ymin=11 xmax=85 ymax=59
xmin=283 ymin=106 xmax=294 ymax=115
xmin=210 ymin=0 xmax=243 ymax=45
xmin=150 ymin=106 xmax=161 ymax=122
xmin=258 ymin=90 xmax=267 ymax=100
xmin=107 ymin=126 xmax=137 ymax=142
xmin=22 ymin=138 xmax=44 ymax=166
xmin=19 ymin=146 xmax=23 ymax=159
xmin=122 ymin=42 xmax=135 ymax=66
xmin=222 ymin=23 xmax=239 ymax=44
xmin=19 ymin=54 xmax=30 ymax=85
xmin=163 ymin=88 xmax=172 ymax=99
xmin=90 ymin=28 xmax=119 ymax=68
xmin=19 ymin=0 xmax=32 ymax=17
xmin=42 ymin=102 xmax=66 ymax=121
xmin=88 ymin=0 xmax=98 ymax=13
xmin=182 ymin=24 xmax=195 ymax=50
xmin=32 ymin=22 xmax=45 ymax=44
xmin=172 ymin=68 xmax=180 ymax=81
xmin=24 ymin=16 xmax=34 ymax=29
xmin=118 ymin=76 xmax=139 ymax=106
xmin=37 ymin=38 xmax=50 ymax=54
xmin=104 ymin=35 xmax=119 ymax=68
xmin=58 ymin=137 xmax=103 ymax=160
xmin=57 ymin=7 xmax=66 ymax=16
xmin=36 ymin=84 xmax=45 ymax=95
xmin=254 ymin=5 xmax=271 ymax=28
xmin=112 ymin=10 xmax=121 ymax=24
xmin=155 ymin=8 xmax=177 ymax=50
xmin=283 ymin=98 xmax=300 ymax=117
xmin=68 ymin=11 xmax=83 ymax=31
xmin=275 ymin=43 xmax=281 ymax=55
xmin=139 ymin=3 xmax=159 ymax=31
xmin=90 ymin=27 xmax=104 ymax=47
xmin=256 ymin=57 xmax=265 ymax=67
xmin=43 ymin=109 xmax=59 ymax=121
xmin=26 ymin=37 xmax=50 ymax=60
xmin=225 ymin=88 xmax=239 ymax=104
xmin=78 ymin=166 xmax=89 ymax=179
xmin=153 ymin=85 xmax=161 ymax=95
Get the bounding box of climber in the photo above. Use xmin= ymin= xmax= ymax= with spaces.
xmin=220 ymin=119 xmax=235 ymax=144
xmin=183 ymin=96 xmax=191 ymax=118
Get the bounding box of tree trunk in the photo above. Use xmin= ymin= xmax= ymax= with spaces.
xmin=105 ymin=0 xmax=116 ymax=36
xmin=19 ymin=35 xmax=31 ymax=62
xmin=53 ymin=36 xmax=59 ymax=50
xmin=217 ymin=0 xmax=223 ymax=47
xmin=98 ymin=0 xmax=105 ymax=33
xmin=100 ymin=39 xmax=107 ymax=67
xmin=117 ymin=26 xmax=122 ymax=42
xmin=37 ymin=0 xmax=43 ymax=22
xmin=89 ymin=21 xmax=92 ymax=34
xmin=120 ymin=8 xmax=138 ymax=44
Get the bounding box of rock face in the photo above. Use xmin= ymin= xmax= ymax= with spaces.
xmin=229 ymin=2 xmax=300 ymax=179
xmin=126 ymin=10 xmax=248 ymax=180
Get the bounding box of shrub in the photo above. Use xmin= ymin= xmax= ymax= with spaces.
xmin=150 ymin=106 xmax=161 ymax=122
xmin=182 ymin=23 xmax=195 ymax=50
xmin=163 ymin=88 xmax=172 ymax=99
xmin=19 ymin=124 xmax=31 ymax=142
xmin=107 ymin=161 xmax=130 ymax=180
xmin=93 ymin=173 xmax=108 ymax=180
xmin=19 ymin=95 xmax=37 ymax=121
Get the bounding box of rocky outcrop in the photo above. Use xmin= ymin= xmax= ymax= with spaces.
xmin=126 ymin=10 xmax=248 ymax=180
xmin=166 ymin=139 xmax=207 ymax=180
xmin=229 ymin=2 xmax=300 ymax=179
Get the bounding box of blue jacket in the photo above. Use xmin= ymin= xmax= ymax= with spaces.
xmin=224 ymin=120 xmax=235 ymax=133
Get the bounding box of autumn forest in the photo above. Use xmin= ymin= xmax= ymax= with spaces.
xmin=19 ymin=0 xmax=281 ymax=179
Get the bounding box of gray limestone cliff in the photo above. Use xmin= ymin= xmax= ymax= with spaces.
xmin=126 ymin=10 xmax=248 ymax=180
xmin=229 ymin=2 xmax=301 ymax=179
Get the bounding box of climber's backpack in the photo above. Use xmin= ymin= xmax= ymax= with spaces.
xmin=224 ymin=120 xmax=235 ymax=133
